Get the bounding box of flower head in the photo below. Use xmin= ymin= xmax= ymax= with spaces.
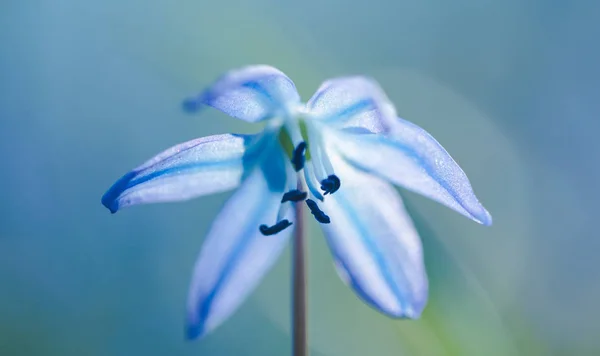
xmin=102 ymin=65 xmax=491 ymax=339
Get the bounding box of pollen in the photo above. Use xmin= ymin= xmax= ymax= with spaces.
xmin=291 ymin=142 xmax=307 ymax=171
xmin=320 ymin=175 xmax=341 ymax=195
xmin=305 ymin=199 xmax=331 ymax=224
xmin=281 ymin=189 xmax=308 ymax=203
xmin=259 ymin=219 xmax=293 ymax=236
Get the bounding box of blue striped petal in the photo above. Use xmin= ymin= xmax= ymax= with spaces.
xmin=325 ymin=119 xmax=492 ymax=225
xmin=320 ymin=152 xmax=428 ymax=318
xmin=186 ymin=143 xmax=290 ymax=339
xmin=102 ymin=133 xmax=265 ymax=213
xmin=183 ymin=65 xmax=301 ymax=122
xmin=305 ymin=76 xmax=396 ymax=132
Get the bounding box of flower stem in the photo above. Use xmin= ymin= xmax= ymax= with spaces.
xmin=292 ymin=197 xmax=307 ymax=356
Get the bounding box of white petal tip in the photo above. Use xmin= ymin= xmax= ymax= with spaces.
xmin=375 ymin=298 xmax=427 ymax=320
xmin=185 ymin=323 xmax=205 ymax=341
xmin=182 ymin=97 xmax=202 ymax=113
xmin=475 ymin=208 xmax=493 ymax=226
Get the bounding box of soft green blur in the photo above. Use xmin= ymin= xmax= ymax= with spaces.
xmin=1 ymin=1 xmax=598 ymax=355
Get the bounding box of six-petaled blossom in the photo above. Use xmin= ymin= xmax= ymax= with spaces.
xmin=102 ymin=65 xmax=492 ymax=340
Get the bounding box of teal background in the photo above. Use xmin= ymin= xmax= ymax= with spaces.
xmin=1 ymin=1 xmax=599 ymax=355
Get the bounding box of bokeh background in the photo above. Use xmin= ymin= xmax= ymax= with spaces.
xmin=1 ymin=1 xmax=599 ymax=355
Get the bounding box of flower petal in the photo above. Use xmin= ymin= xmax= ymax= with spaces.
xmin=183 ymin=65 xmax=300 ymax=122
xmin=186 ymin=144 xmax=290 ymax=339
xmin=320 ymin=153 xmax=428 ymax=318
xmin=102 ymin=133 xmax=265 ymax=213
xmin=305 ymin=76 xmax=396 ymax=132
xmin=325 ymin=119 xmax=492 ymax=225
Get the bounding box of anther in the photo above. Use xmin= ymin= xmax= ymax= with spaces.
xmin=291 ymin=142 xmax=307 ymax=171
xmin=281 ymin=189 xmax=308 ymax=203
xmin=305 ymin=199 xmax=331 ymax=224
xmin=320 ymin=175 xmax=341 ymax=195
xmin=259 ymin=219 xmax=293 ymax=236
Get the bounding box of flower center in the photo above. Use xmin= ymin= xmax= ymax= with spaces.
xmin=259 ymin=118 xmax=341 ymax=236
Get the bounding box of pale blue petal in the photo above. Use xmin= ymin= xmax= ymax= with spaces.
xmin=186 ymin=144 xmax=290 ymax=339
xmin=183 ymin=65 xmax=300 ymax=122
xmin=305 ymin=76 xmax=396 ymax=132
xmin=102 ymin=133 xmax=266 ymax=213
xmin=325 ymin=119 xmax=492 ymax=225
xmin=320 ymin=153 xmax=428 ymax=318
xmin=303 ymin=163 xmax=324 ymax=201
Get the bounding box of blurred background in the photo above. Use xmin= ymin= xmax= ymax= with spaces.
xmin=1 ymin=1 xmax=599 ymax=355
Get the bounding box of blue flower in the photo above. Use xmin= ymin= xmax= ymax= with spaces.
xmin=102 ymin=65 xmax=492 ymax=340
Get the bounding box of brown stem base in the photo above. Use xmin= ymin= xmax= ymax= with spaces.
xmin=292 ymin=200 xmax=307 ymax=356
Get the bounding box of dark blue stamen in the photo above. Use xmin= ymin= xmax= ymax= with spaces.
xmin=305 ymin=199 xmax=331 ymax=224
xmin=259 ymin=219 xmax=293 ymax=236
xmin=281 ymin=189 xmax=308 ymax=203
xmin=320 ymin=175 xmax=341 ymax=195
xmin=291 ymin=142 xmax=306 ymax=171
